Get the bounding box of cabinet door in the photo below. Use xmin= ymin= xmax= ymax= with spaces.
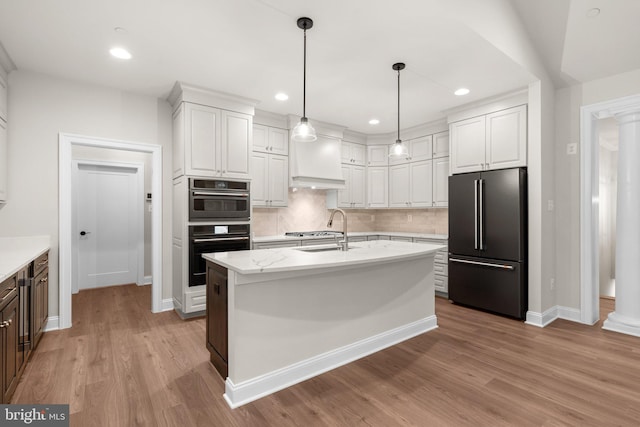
xmin=338 ymin=165 xmax=351 ymax=207
xmin=389 ymin=164 xmax=410 ymax=207
xmin=221 ymin=111 xmax=251 ymax=179
xmin=450 ymin=116 xmax=486 ymax=174
xmin=268 ymin=154 xmax=289 ymax=207
xmin=433 ymin=157 xmax=450 ymax=207
xmin=2 ymin=296 xmax=19 ymax=403
xmin=433 ymin=131 xmax=449 ymax=159
xmin=351 ymin=166 xmax=366 ymax=207
xmin=0 ymin=119 xmax=6 ymax=202
xmin=486 ymin=105 xmax=527 ymax=170
xmin=351 ymin=143 xmax=366 ymax=166
xmin=367 ymin=167 xmax=388 ymax=208
xmin=340 ymin=142 xmax=353 ymax=164
xmin=251 ymin=153 xmax=268 ymax=207
xmin=252 ymin=124 xmax=269 ymax=153
xmin=269 ymin=127 xmax=289 ymax=155
xmin=172 ymin=105 xmax=185 ymax=178
xmin=185 ymin=103 xmax=219 ymax=177
xmin=409 ymin=160 xmax=433 ymax=207
xmin=367 ymin=145 xmax=388 ymax=167
xmin=409 ymin=135 xmax=433 ymax=162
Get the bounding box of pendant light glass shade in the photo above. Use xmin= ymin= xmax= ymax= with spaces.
xmin=389 ymin=62 xmax=408 ymax=158
xmin=293 ymin=17 xmax=317 ymax=142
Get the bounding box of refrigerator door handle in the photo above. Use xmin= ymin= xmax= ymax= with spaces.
xmin=450 ymin=258 xmax=515 ymax=270
xmin=474 ymin=179 xmax=478 ymax=250
xmin=479 ymin=178 xmax=484 ymax=250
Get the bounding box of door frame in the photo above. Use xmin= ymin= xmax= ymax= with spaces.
xmin=59 ymin=133 xmax=163 ymax=329
xmin=72 ymin=159 xmax=145 ymax=293
xmin=580 ymin=93 xmax=640 ymax=325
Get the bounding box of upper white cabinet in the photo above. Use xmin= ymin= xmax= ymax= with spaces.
xmin=367 ymin=145 xmax=388 ymax=167
xmin=251 ymin=152 xmax=288 ymax=207
xmin=433 ymin=131 xmax=449 ymax=159
xmin=433 ymin=156 xmax=449 ymax=207
xmin=389 ymin=160 xmax=433 ymax=208
xmin=389 ymin=135 xmax=433 ymax=165
xmin=367 ymin=167 xmax=388 ymax=208
xmin=0 ymin=119 xmax=7 ymax=202
xmin=341 ymin=141 xmax=366 ymax=166
xmin=253 ymin=124 xmax=288 ymax=155
xmin=0 ymin=74 xmax=7 ymax=122
xmin=173 ymin=102 xmax=252 ymax=180
xmin=328 ymin=164 xmax=365 ymax=209
xmin=450 ymin=105 xmax=526 ymax=174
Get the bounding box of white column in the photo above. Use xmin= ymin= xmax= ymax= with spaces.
xmin=603 ymin=110 xmax=640 ymax=337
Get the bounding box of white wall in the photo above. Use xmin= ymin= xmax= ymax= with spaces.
xmin=0 ymin=70 xmax=173 ymax=317
xmin=72 ymin=146 xmax=153 ymax=278
xmin=554 ymin=68 xmax=640 ymax=310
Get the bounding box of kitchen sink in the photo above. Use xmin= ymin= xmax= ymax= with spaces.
xmin=295 ymin=245 xmax=357 ymax=253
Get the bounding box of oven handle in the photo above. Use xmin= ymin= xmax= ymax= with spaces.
xmin=191 ymin=191 xmax=249 ymax=197
xmin=192 ymin=236 xmax=250 ymax=243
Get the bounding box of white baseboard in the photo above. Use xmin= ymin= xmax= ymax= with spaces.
xmin=161 ymin=298 xmax=174 ymax=312
xmin=137 ymin=276 xmax=152 ymax=286
xmin=223 ymin=315 xmax=438 ymax=408
xmin=43 ymin=316 xmax=60 ymax=332
xmin=526 ymin=305 xmax=583 ymax=327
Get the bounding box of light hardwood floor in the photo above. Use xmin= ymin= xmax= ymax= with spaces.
xmin=12 ymin=285 xmax=640 ymax=426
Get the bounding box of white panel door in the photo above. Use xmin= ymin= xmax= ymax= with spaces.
xmin=185 ymin=103 xmax=219 ymax=177
xmin=269 ymin=127 xmax=289 ymax=155
xmin=433 ymin=131 xmax=449 ymax=158
xmin=409 ymin=160 xmax=433 ymax=207
xmin=0 ymin=119 xmax=6 ymax=202
xmin=389 ymin=164 xmax=410 ymax=207
xmin=351 ymin=165 xmax=366 ymax=207
xmin=251 ymin=153 xmax=268 ymax=206
xmin=433 ymin=157 xmax=449 ymax=207
xmin=76 ymin=164 xmax=140 ymax=290
xmin=367 ymin=166 xmax=388 ymax=208
xmin=367 ymin=145 xmax=388 ymax=166
xmin=351 ymin=143 xmax=366 ymax=166
xmin=486 ymin=105 xmax=527 ymax=170
xmin=450 ymin=116 xmax=486 ymax=174
xmin=252 ymin=124 xmax=269 ymax=153
xmin=221 ymin=110 xmax=251 ymax=179
xmin=268 ymin=154 xmax=289 ymax=207
xmin=409 ymin=135 xmax=433 ymax=162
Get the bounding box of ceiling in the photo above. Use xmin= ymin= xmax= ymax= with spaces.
xmin=0 ymin=1 xmax=638 ymax=135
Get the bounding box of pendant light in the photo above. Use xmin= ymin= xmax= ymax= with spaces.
xmin=389 ymin=62 xmax=409 ymax=158
xmin=292 ymin=17 xmax=317 ymax=142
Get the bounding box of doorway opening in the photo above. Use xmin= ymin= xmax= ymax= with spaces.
xmin=59 ymin=133 xmax=163 ymax=330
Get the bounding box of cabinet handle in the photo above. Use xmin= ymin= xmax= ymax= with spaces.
xmin=37 ymin=260 xmax=48 ymax=267
xmin=1 ymin=287 xmax=16 ymax=301
xmin=0 ymin=322 xmax=5 ymax=329
xmin=40 ymin=277 xmax=48 ymax=284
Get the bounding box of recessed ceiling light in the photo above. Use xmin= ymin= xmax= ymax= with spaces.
xmin=586 ymin=8 xmax=600 ymax=18
xmin=369 ymin=119 xmax=380 ymax=125
xmin=275 ymin=92 xmax=289 ymax=101
xmin=454 ymin=88 xmax=470 ymax=96
xmin=109 ymin=47 xmax=132 ymax=60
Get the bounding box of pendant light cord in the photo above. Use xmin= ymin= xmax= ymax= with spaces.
xmin=397 ymin=67 xmax=401 ymax=143
xmin=303 ymin=26 xmax=307 ymax=118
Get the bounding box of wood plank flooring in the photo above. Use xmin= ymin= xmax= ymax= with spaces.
xmin=12 ymin=285 xmax=640 ymax=426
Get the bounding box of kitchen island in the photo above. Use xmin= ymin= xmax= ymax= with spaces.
xmin=203 ymin=239 xmax=445 ymax=408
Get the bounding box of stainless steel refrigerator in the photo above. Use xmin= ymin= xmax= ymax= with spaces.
xmin=448 ymin=167 xmax=527 ymax=319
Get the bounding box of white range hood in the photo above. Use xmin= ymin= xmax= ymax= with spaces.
xmin=289 ymin=135 xmax=345 ymax=189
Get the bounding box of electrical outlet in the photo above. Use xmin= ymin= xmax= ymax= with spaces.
xmin=550 ymin=277 xmax=555 ymax=290
xmin=567 ymin=143 xmax=578 ymax=155
xmin=407 ymin=214 xmax=413 ymax=223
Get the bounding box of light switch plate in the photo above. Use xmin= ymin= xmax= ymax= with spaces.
xmin=567 ymin=143 xmax=578 ymax=155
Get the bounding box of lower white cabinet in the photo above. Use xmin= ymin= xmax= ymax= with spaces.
xmin=253 ymin=241 xmax=300 ymax=249
xmin=367 ymin=167 xmax=388 ymax=208
xmin=0 ymin=119 xmax=6 ymax=202
xmin=389 ymin=160 xmax=433 ymax=208
xmin=414 ymin=238 xmax=448 ymax=294
xmin=252 ymin=152 xmax=288 ymax=207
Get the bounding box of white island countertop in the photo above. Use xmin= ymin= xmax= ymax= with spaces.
xmin=252 ymin=231 xmax=448 ymax=243
xmin=0 ymin=236 xmax=51 ymax=282
xmin=203 ymin=240 xmax=445 ymax=275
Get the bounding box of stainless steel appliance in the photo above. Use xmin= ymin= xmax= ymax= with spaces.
xmin=448 ymin=167 xmax=527 ymax=319
xmin=189 ymin=224 xmax=250 ymax=287
xmin=189 ymin=178 xmax=250 ymax=221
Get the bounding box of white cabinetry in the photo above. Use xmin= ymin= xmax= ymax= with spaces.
xmin=389 ymin=135 xmax=432 ymax=165
xmin=251 ymin=152 xmax=288 ymax=207
xmin=414 ymin=238 xmax=448 ymax=294
xmin=329 ymin=164 xmax=365 ymax=208
xmin=341 ymin=141 xmax=366 ymax=166
xmin=0 ymin=74 xmax=7 ymax=122
xmin=173 ymin=102 xmax=252 ymax=179
xmin=253 ymin=124 xmax=288 ymax=155
xmin=367 ymin=167 xmax=388 ymax=208
xmin=450 ymin=105 xmax=526 ymax=174
xmin=433 ymin=156 xmax=449 ymax=207
xmin=367 ymin=145 xmax=388 ymax=167
xmin=389 ymin=160 xmax=433 ymax=208
xmin=433 ymin=131 xmax=449 ymax=159
xmin=0 ymin=119 xmax=6 ymax=202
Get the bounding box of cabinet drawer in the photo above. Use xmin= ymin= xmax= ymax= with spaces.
xmin=33 ymin=252 xmax=49 ymax=277
xmin=434 ymin=274 xmax=448 ymax=292
xmin=389 ymin=236 xmax=413 ymax=242
xmin=434 ymin=263 xmax=448 ymax=276
xmin=0 ymin=274 xmax=17 ymax=311
xmin=434 ymin=251 xmax=448 ymax=264
xmin=253 ymin=241 xmax=300 ymax=249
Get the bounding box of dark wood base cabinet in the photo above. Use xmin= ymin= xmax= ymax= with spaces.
xmin=0 ymin=250 xmax=48 ymax=403
xmin=206 ymin=261 xmax=228 ymax=379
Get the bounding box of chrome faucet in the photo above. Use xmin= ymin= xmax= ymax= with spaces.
xmin=327 ymin=209 xmax=349 ymax=251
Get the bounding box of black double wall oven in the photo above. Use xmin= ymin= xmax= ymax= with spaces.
xmin=188 ymin=179 xmax=250 ymax=287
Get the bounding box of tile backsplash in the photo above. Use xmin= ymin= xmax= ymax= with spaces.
xmin=252 ymin=189 xmax=448 ymax=236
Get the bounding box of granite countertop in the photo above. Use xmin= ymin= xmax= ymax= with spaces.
xmin=0 ymin=236 xmax=51 ymax=282
xmin=252 ymin=231 xmax=448 ymax=243
xmin=204 ymin=240 xmax=445 ymax=275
